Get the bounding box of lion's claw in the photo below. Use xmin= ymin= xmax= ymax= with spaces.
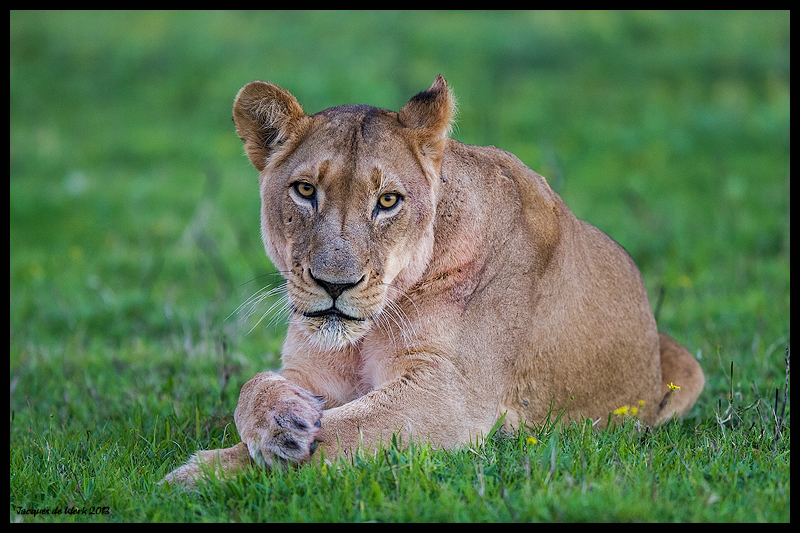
xmin=235 ymin=372 xmax=325 ymax=466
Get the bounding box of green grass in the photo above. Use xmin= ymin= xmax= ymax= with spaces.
xmin=10 ymin=11 xmax=789 ymax=522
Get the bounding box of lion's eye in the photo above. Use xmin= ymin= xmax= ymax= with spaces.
xmin=378 ymin=193 xmax=400 ymax=210
xmin=294 ymin=182 xmax=316 ymax=198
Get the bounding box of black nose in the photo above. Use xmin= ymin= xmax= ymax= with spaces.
xmin=310 ymin=273 xmax=362 ymax=301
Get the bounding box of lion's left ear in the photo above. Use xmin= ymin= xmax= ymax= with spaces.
xmin=398 ymin=74 xmax=456 ymax=162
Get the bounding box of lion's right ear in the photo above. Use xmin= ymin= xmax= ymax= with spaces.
xmin=233 ymin=81 xmax=307 ymax=172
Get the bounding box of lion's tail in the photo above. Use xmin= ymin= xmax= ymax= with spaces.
xmin=654 ymin=333 xmax=705 ymax=424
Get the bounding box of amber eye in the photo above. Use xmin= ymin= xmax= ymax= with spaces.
xmin=294 ymin=182 xmax=316 ymax=198
xmin=378 ymin=193 xmax=400 ymax=210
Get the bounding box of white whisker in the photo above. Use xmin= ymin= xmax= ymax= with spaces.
xmin=231 ymin=280 xmax=291 ymax=335
xmin=372 ymin=283 xmax=420 ymax=358
xmin=265 ymin=297 xmax=293 ymax=329
xmin=383 ymin=282 xmax=422 ymax=321
xmin=230 ymin=284 xmax=285 ymax=321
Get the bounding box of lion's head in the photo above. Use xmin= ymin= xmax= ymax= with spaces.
xmin=233 ymin=76 xmax=455 ymax=350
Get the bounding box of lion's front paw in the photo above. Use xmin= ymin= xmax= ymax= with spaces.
xmin=234 ymin=372 xmax=325 ymax=466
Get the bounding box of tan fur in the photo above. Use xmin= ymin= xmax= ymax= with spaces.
xmin=162 ymin=75 xmax=704 ymax=487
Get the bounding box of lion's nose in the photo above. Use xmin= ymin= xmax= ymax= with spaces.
xmin=310 ymin=273 xmax=364 ymax=301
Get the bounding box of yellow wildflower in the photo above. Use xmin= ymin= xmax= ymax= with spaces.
xmin=630 ymin=407 xmax=638 ymax=416
xmin=638 ymin=399 xmax=646 ymax=407
xmin=667 ymin=382 xmax=681 ymax=391
xmin=613 ymin=405 xmax=630 ymax=416
xmin=526 ymin=437 xmax=538 ymax=445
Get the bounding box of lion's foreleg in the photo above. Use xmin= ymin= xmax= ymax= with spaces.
xmin=315 ymin=365 xmax=494 ymax=459
xmin=159 ymin=442 xmax=253 ymax=488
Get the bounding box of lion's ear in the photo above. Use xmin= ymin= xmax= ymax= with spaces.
xmin=398 ymin=74 xmax=456 ymax=161
xmin=233 ymin=81 xmax=306 ymax=171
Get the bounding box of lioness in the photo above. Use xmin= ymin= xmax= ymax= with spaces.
xmin=162 ymin=75 xmax=704 ymax=486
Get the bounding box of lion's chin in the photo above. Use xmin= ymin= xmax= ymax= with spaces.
xmin=298 ymin=313 xmax=371 ymax=351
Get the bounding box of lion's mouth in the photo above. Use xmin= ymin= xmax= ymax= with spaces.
xmin=302 ymin=308 xmax=366 ymax=322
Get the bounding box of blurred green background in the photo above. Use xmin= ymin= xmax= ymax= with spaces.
xmin=10 ymin=10 xmax=789 ymax=431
